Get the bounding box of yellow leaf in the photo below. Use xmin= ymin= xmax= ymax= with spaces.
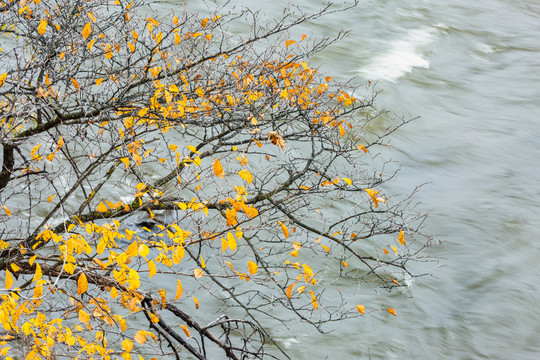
xmin=200 ymin=255 xmax=206 ymax=269
xmin=134 ymin=330 xmax=147 ymax=345
xmin=398 ymin=230 xmax=406 ymax=246
xmin=205 ymin=34 xmax=212 ymax=41
xmin=238 ymin=169 xmax=253 ymax=184
xmin=387 ymin=308 xmax=397 ymax=316
xmin=56 ymin=136 xmax=64 ymax=151
xmin=392 ymin=245 xmax=398 ymax=255
xmin=339 ymin=124 xmax=345 ymax=137
xmin=87 ymin=12 xmax=97 ymax=23
xmin=201 ymin=18 xmax=209 ymax=28
xmin=96 ymin=78 xmax=104 ymax=86
xmin=342 ymin=178 xmax=352 ymax=186
xmin=227 ymin=232 xmax=237 ymax=251
xmin=122 ymin=339 xmax=133 ymax=352
xmin=32 ymin=263 xmax=42 ymax=282
xmin=0 ymin=73 xmax=7 ymax=88
xmin=78 ymin=309 xmax=90 ymax=323
xmin=87 ymin=38 xmax=97 ymax=51
xmin=96 ymin=202 xmax=107 ymax=213
xmin=78 ymin=272 xmax=88 ymax=295
xmin=279 ymin=221 xmax=289 ymax=239
xmin=213 ymin=158 xmax=224 ymax=178
xmin=193 ymin=296 xmax=199 ymax=309
xmin=248 ymin=260 xmax=258 ymax=275
xmin=285 ymin=40 xmax=296 ymax=47
xmin=30 ymin=143 xmax=42 ymax=158
xmin=180 ymin=324 xmax=191 ymax=337
xmin=225 ymin=261 xmax=234 ymax=271
xmin=139 ymin=243 xmax=149 ymax=258
xmin=148 ymin=260 xmax=156 ymax=278
xmin=310 ymin=290 xmax=318 ymax=310
xmin=82 ymin=22 xmax=91 ymax=40
xmin=193 ymin=268 xmax=204 ymax=278
xmin=286 ymin=283 xmax=295 ymax=299
xmin=38 ymin=19 xmax=47 ymax=35
xmin=174 ymin=279 xmax=183 ymax=301
xmin=5 ymin=269 xmax=13 ymax=289
xmin=221 ymin=236 xmax=228 ymax=252
xmin=120 ymin=157 xmax=129 ymax=169
xmin=126 ymin=240 xmax=138 ymax=257
xmin=358 ymin=144 xmax=368 ymax=153
xmin=320 ymin=244 xmax=330 ymax=253
xmin=71 ymin=78 xmax=80 ymax=91
xmin=296 ymin=286 xmax=305 ymax=294
xmin=2 ymin=205 xmax=11 ymax=216
xmin=342 ymin=260 xmax=348 ymax=268
xmin=356 ymin=304 xmax=365 ymax=314
xmin=128 ymin=42 xmax=135 ymax=52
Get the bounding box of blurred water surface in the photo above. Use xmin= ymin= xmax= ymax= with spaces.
xmin=160 ymin=0 xmax=540 ymax=358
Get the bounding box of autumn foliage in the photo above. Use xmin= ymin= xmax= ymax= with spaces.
xmin=0 ymin=1 xmax=435 ymax=359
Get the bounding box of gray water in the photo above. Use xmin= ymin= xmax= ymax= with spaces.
xmin=168 ymin=0 xmax=540 ymax=358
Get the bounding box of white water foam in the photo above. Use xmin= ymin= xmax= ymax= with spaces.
xmin=360 ymin=27 xmax=437 ymax=82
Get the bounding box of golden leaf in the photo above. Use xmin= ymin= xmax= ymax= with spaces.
xmin=310 ymin=290 xmax=318 ymax=310
xmin=248 ymin=260 xmax=258 ymax=275
xmin=38 ymin=19 xmax=47 ymax=35
xmin=201 ymin=18 xmax=209 ymax=28
xmin=205 ymin=34 xmax=212 ymax=41
xmin=180 ymin=324 xmax=191 ymax=338
xmin=82 ymin=22 xmax=91 ymax=40
xmin=2 ymin=205 xmax=11 ymax=216
xmin=279 ymin=221 xmax=289 ymax=239
xmin=5 ymin=269 xmax=13 ymax=289
xmin=78 ymin=309 xmax=90 ymax=323
xmin=126 ymin=240 xmax=138 ymax=257
xmin=238 ymin=169 xmax=253 ymax=185
xmin=213 ymin=158 xmax=224 ymax=178
xmin=398 ymin=230 xmax=406 ymax=246
xmin=0 ymin=73 xmax=7 ymax=88
xmin=77 ymin=272 xmax=88 ymax=295
xmin=286 ymin=283 xmax=295 ymax=299
xmin=134 ymin=330 xmax=147 ymax=345
xmin=71 ymin=78 xmax=80 ymax=90
xmin=32 ymin=263 xmax=42 ymax=282
xmin=120 ymin=157 xmax=129 ymax=169
xmin=342 ymin=178 xmax=352 ymax=185
xmin=227 ymin=232 xmax=237 ymax=251
xmin=356 ymin=304 xmax=365 ymax=314
xmin=358 ymin=144 xmax=368 ymax=153
xmin=193 ymin=296 xmax=199 ymax=309
xmin=174 ymin=279 xmax=183 ymax=301
xmin=285 ymin=40 xmax=296 ymax=47
xmin=148 ymin=260 xmax=156 ymax=278
xmin=122 ymin=339 xmax=133 ymax=352
xmin=128 ymin=42 xmax=135 ymax=52
xmin=96 ymin=202 xmax=107 ymax=213
xmin=87 ymin=12 xmax=97 ymax=23
xmin=392 ymin=245 xmax=398 ymax=255
xmin=96 ymin=78 xmax=104 ymax=86
xmin=56 ymin=136 xmax=64 ymax=151
xmin=193 ymin=268 xmax=204 ymax=278
xmin=339 ymin=124 xmax=345 ymax=137
xmin=387 ymin=308 xmax=397 ymax=316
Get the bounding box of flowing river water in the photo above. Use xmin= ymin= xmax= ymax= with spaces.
xmin=163 ymin=0 xmax=540 ymax=358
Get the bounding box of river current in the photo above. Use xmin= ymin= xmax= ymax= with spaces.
xmin=165 ymin=0 xmax=540 ymax=358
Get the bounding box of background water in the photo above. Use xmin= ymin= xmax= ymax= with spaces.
xmin=170 ymin=0 xmax=540 ymax=358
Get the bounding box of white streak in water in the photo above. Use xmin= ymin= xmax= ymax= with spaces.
xmin=360 ymin=27 xmax=438 ymax=82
